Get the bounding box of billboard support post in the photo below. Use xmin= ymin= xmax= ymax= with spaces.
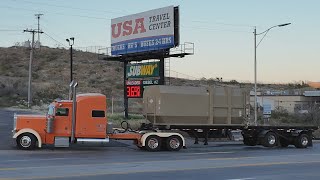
xmin=159 ymin=57 xmax=165 ymax=85
xmin=123 ymin=60 xmax=129 ymax=119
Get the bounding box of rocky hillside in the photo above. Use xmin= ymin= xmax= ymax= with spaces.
xmin=0 ymin=46 xmax=123 ymax=107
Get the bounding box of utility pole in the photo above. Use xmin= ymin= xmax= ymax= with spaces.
xmin=24 ymin=29 xmax=43 ymax=108
xmin=34 ymin=14 xmax=44 ymax=48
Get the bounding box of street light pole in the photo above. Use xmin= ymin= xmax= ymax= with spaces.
xmin=66 ymin=37 xmax=75 ymax=83
xmin=70 ymin=44 xmax=73 ymax=82
xmin=253 ymin=23 xmax=291 ymax=126
xmin=254 ymin=27 xmax=257 ymax=125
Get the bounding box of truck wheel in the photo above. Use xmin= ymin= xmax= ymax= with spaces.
xmin=294 ymin=134 xmax=309 ymax=148
xmin=243 ymin=137 xmax=257 ymax=146
xmin=16 ymin=133 xmax=37 ymax=150
xmin=166 ymin=136 xmax=183 ymax=151
xmin=262 ymin=132 xmax=278 ymax=148
xmin=145 ymin=135 xmax=161 ymax=152
xmin=280 ymin=138 xmax=290 ymax=148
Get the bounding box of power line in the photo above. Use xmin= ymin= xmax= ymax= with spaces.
xmin=0 ymin=29 xmax=21 ymax=32
xmin=190 ymin=20 xmax=254 ymax=28
xmin=43 ymin=32 xmax=67 ymax=47
xmin=0 ymin=5 xmax=108 ymax=20
xmin=11 ymin=0 xmax=128 ymax=15
xmin=181 ymin=25 xmax=251 ymax=33
xmin=40 ymin=21 xmax=89 ymax=47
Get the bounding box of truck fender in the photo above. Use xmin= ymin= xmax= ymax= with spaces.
xmin=140 ymin=132 xmax=185 ymax=147
xmin=257 ymin=130 xmax=271 ymax=138
xmin=291 ymin=130 xmax=306 ymax=137
xmin=13 ymin=128 xmax=42 ymax=148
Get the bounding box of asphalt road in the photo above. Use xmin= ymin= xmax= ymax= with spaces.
xmin=1 ymin=108 xmax=320 ymax=180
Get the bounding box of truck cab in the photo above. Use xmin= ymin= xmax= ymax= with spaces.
xmin=13 ymin=93 xmax=109 ymax=149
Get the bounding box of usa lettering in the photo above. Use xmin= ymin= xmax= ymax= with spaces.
xmin=112 ymin=18 xmax=147 ymax=38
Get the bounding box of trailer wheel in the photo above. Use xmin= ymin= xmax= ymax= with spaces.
xmin=294 ymin=134 xmax=309 ymax=148
xmin=145 ymin=135 xmax=161 ymax=152
xmin=243 ymin=137 xmax=257 ymax=146
xmin=279 ymin=138 xmax=290 ymax=148
xmin=262 ymin=132 xmax=278 ymax=147
xmin=16 ymin=133 xmax=37 ymax=150
xmin=166 ymin=136 xmax=183 ymax=151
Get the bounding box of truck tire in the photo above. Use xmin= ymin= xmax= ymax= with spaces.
xmin=166 ymin=136 xmax=183 ymax=151
xmin=16 ymin=133 xmax=37 ymax=150
xmin=243 ymin=137 xmax=257 ymax=146
xmin=145 ymin=135 xmax=161 ymax=152
xmin=294 ymin=134 xmax=309 ymax=148
xmin=262 ymin=132 xmax=278 ymax=148
xmin=279 ymin=138 xmax=290 ymax=148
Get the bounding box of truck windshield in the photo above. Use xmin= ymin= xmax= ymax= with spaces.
xmin=47 ymin=104 xmax=55 ymax=116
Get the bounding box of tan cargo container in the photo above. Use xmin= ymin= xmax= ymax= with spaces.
xmin=143 ymin=85 xmax=249 ymax=126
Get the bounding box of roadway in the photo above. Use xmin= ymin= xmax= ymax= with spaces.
xmin=1 ymin=108 xmax=320 ymax=180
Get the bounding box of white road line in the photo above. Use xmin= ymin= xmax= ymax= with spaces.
xmin=227 ymin=178 xmax=255 ymax=180
xmin=7 ymin=158 xmax=70 ymax=162
xmin=189 ymin=151 xmax=234 ymax=155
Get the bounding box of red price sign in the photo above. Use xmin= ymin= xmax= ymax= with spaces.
xmin=127 ymin=86 xmax=142 ymax=98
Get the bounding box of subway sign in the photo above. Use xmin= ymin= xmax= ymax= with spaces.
xmin=126 ymin=62 xmax=159 ymax=78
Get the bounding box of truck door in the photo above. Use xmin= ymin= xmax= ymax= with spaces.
xmin=54 ymin=107 xmax=71 ymax=136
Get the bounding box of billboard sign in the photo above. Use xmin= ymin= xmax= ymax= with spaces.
xmin=126 ymin=62 xmax=159 ymax=78
xmin=111 ymin=6 xmax=175 ymax=55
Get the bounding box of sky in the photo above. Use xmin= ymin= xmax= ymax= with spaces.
xmin=1 ymin=0 xmax=319 ymax=83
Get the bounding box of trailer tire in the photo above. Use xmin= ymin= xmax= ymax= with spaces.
xmin=145 ymin=135 xmax=161 ymax=152
xmin=166 ymin=136 xmax=183 ymax=151
xmin=294 ymin=134 xmax=309 ymax=148
xmin=243 ymin=137 xmax=257 ymax=146
xmin=262 ymin=132 xmax=278 ymax=148
xmin=16 ymin=133 xmax=37 ymax=150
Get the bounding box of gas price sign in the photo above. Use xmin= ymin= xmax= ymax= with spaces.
xmin=127 ymin=85 xmax=142 ymax=98
xmin=126 ymin=77 xmax=161 ymax=98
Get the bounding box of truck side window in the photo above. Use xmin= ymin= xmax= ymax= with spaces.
xmin=56 ymin=108 xmax=69 ymax=116
xmin=92 ymin=110 xmax=105 ymax=117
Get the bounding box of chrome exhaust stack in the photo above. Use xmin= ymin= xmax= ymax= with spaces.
xmin=70 ymin=81 xmax=78 ymax=143
xmin=69 ymin=80 xmax=75 ymax=100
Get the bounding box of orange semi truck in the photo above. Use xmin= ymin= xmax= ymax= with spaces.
xmin=12 ymin=82 xmax=185 ymax=151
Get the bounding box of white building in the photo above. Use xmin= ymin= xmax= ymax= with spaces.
xmin=250 ymin=92 xmax=320 ymax=113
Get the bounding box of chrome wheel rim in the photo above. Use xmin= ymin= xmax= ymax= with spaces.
xmin=20 ymin=136 xmax=32 ymax=148
xmin=148 ymin=138 xmax=159 ymax=149
xmin=169 ymin=138 xmax=180 ymax=149
xmin=268 ymin=135 xmax=276 ymax=145
xmin=301 ymin=136 xmax=309 ymax=146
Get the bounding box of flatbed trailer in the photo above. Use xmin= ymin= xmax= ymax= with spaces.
xmin=151 ymin=124 xmax=318 ymax=148
xmin=142 ymin=85 xmax=319 ymax=149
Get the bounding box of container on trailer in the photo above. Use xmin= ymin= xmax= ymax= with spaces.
xmin=143 ymin=85 xmax=249 ymax=126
